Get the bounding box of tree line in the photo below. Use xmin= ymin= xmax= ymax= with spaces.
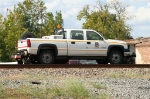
xmin=0 ymin=0 xmax=133 ymax=62
xmin=77 ymin=0 xmax=133 ymax=40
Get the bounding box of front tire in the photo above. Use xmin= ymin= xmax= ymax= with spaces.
xmin=39 ymin=50 xmax=54 ymax=64
xmin=108 ymin=50 xmax=123 ymax=64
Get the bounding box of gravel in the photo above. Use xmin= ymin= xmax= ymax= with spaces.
xmin=82 ymin=78 xmax=150 ymax=99
xmin=0 ymin=68 xmax=150 ymax=99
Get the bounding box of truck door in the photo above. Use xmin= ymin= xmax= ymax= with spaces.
xmin=68 ymin=30 xmax=86 ymax=56
xmin=86 ymin=31 xmax=108 ymax=56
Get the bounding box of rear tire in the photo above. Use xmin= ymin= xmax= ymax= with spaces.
xmin=39 ymin=50 xmax=54 ymax=64
xmin=17 ymin=60 xmax=23 ymax=64
xmin=108 ymin=50 xmax=123 ymax=64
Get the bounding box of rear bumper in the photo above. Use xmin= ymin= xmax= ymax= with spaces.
xmin=11 ymin=54 xmax=21 ymax=59
xmin=11 ymin=49 xmax=28 ymax=59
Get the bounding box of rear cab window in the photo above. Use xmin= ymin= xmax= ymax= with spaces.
xmin=70 ymin=30 xmax=84 ymax=40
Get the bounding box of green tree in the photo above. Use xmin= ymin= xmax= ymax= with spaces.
xmin=42 ymin=12 xmax=55 ymax=36
xmin=16 ymin=0 xmax=64 ymax=37
xmin=43 ymin=11 xmax=64 ymax=36
xmin=16 ymin=0 xmax=47 ymax=37
xmin=55 ymin=11 xmax=64 ymax=28
xmin=0 ymin=0 xmax=64 ymax=62
xmin=110 ymin=0 xmax=133 ymax=40
xmin=0 ymin=14 xmax=5 ymax=61
xmin=2 ymin=7 xmax=26 ymax=62
xmin=77 ymin=0 xmax=132 ymax=40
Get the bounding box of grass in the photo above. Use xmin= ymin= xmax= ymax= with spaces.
xmin=0 ymin=86 xmax=41 ymax=98
xmin=0 ymin=79 xmax=110 ymax=99
xmin=92 ymin=83 xmax=110 ymax=99
xmin=64 ymin=79 xmax=91 ymax=99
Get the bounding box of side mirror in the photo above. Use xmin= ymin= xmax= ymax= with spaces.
xmin=100 ymin=37 xmax=104 ymax=40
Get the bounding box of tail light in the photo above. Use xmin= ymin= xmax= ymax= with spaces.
xmin=27 ymin=39 xmax=31 ymax=47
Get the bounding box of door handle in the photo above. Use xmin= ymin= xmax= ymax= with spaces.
xmin=71 ymin=42 xmax=75 ymax=44
xmin=87 ymin=42 xmax=91 ymax=44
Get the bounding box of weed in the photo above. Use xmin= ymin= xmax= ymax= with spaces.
xmin=64 ymin=79 xmax=91 ymax=99
xmin=93 ymin=83 xmax=107 ymax=90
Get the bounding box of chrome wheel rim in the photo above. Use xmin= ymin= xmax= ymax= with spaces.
xmin=111 ymin=53 xmax=120 ymax=63
xmin=42 ymin=53 xmax=52 ymax=63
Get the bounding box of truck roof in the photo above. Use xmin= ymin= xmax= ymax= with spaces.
xmin=64 ymin=28 xmax=95 ymax=31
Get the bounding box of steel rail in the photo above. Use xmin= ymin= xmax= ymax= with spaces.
xmin=0 ymin=64 xmax=150 ymax=68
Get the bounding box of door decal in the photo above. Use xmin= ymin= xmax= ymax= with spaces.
xmin=95 ymin=42 xmax=99 ymax=48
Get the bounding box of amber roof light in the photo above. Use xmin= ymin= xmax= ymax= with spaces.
xmin=57 ymin=24 xmax=61 ymax=28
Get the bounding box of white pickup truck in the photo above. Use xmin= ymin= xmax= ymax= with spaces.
xmin=11 ymin=28 xmax=136 ymax=64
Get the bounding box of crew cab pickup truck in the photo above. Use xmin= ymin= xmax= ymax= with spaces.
xmin=11 ymin=28 xmax=136 ymax=64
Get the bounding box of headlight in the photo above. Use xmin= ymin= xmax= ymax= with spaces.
xmin=123 ymin=42 xmax=128 ymax=49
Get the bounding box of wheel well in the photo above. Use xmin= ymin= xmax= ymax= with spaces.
xmin=108 ymin=47 xmax=124 ymax=56
xmin=39 ymin=48 xmax=56 ymax=59
xmin=37 ymin=44 xmax=58 ymax=59
xmin=40 ymin=46 xmax=54 ymax=49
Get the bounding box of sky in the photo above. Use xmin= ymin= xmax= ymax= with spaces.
xmin=1 ymin=0 xmax=150 ymax=38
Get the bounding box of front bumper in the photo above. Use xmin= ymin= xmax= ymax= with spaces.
xmin=124 ymin=49 xmax=136 ymax=57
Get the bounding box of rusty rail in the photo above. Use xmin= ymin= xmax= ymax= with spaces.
xmin=0 ymin=64 xmax=150 ymax=68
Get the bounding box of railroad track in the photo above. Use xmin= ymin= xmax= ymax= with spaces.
xmin=0 ymin=64 xmax=150 ymax=68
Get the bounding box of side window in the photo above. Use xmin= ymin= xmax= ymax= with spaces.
xmin=86 ymin=31 xmax=103 ymax=40
xmin=70 ymin=30 xmax=83 ymax=40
